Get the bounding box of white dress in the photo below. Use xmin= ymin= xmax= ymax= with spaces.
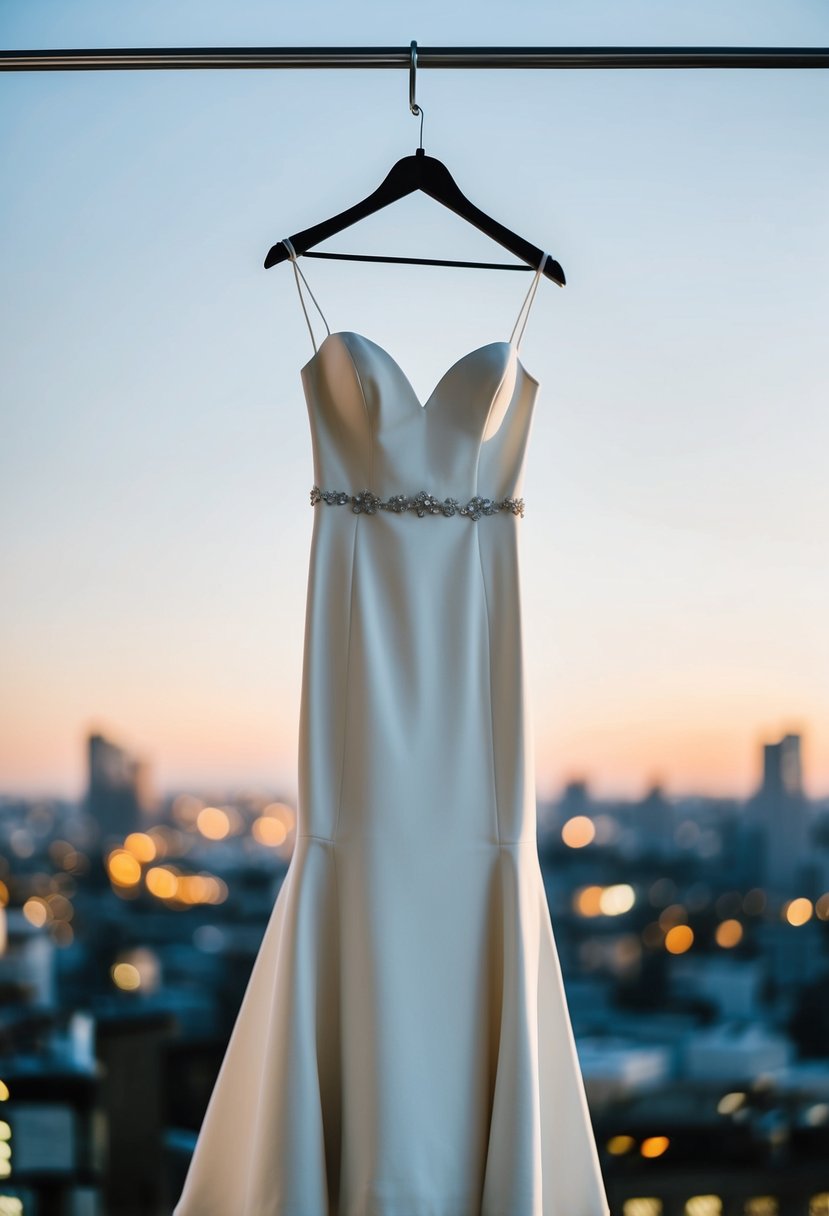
xmin=172 ymin=244 xmax=610 ymax=1216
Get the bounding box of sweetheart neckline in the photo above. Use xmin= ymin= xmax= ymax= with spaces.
xmin=299 ymin=330 xmax=538 ymax=414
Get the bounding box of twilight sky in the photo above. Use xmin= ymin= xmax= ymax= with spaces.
xmin=1 ymin=0 xmax=827 ymax=803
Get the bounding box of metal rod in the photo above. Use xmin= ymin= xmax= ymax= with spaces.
xmin=1 ymin=45 xmax=828 ymax=72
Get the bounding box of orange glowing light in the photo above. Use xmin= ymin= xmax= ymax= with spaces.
xmin=253 ymin=816 xmax=288 ymax=847
xmin=607 ymin=1134 xmax=636 ymax=1155
xmin=124 ymin=832 xmax=157 ymax=862
xmin=145 ymin=866 xmax=178 ymax=899
xmin=197 ymin=806 xmax=231 ymax=840
xmin=784 ymin=897 xmax=813 ymax=926
xmin=715 ymin=919 xmax=743 ymax=948
xmin=573 ymin=885 xmax=604 ymax=917
xmin=107 ymin=850 xmax=142 ymax=886
xmin=640 ymin=1135 xmax=670 ymax=1158
xmin=561 ymin=815 xmax=596 ymax=848
xmin=664 ymin=924 xmax=694 ymax=954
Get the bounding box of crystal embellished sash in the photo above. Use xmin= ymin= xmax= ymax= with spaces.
xmin=310 ymin=485 xmax=525 ymax=521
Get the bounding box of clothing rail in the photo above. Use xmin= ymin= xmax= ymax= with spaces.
xmin=1 ymin=46 xmax=828 ymax=72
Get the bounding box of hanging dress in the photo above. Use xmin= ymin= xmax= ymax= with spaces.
xmin=172 ymin=243 xmax=611 ymax=1216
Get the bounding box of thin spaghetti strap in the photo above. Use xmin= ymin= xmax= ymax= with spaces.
xmin=508 ymin=251 xmax=549 ymax=352
xmin=281 ymin=237 xmax=332 ymax=355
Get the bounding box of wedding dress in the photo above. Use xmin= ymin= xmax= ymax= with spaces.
xmin=172 ymin=242 xmax=610 ymax=1216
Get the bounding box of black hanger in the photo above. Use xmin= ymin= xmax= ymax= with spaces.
xmin=263 ymin=41 xmax=565 ymax=287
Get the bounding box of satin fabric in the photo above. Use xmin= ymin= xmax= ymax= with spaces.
xmin=172 ymin=324 xmax=611 ymax=1216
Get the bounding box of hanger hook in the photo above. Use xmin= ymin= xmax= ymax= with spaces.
xmin=409 ymin=40 xmax=425 ymax=151
xmin=409 ymin=41 xmax=419 ymax=115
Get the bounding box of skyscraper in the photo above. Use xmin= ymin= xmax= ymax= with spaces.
xmin=750 ymin=732 xmax=810 ymax=896
xmin=86 ymin=731 xmax=153 ymax=844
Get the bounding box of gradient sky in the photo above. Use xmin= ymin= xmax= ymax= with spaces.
xmin=1 ymin=1 xmax=827 ymax=803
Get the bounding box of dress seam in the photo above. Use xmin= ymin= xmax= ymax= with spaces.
xmin=340 ymin=332 xmax=374 ymax=489
xmin=331 ymin=519 xmax=359 ymax=844
xmin=474 ymin=357 xmax=516 ymax=849
xmin=475 ymin=517 xmax=501 ymax=848
xmin=332 ymin=337 xmax=373 ymax=844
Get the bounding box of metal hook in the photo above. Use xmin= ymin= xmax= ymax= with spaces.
xmin=409 ymin=41 xmax=419 ymax=114
xmin=409 ymin=40 xmax=425 ymax=150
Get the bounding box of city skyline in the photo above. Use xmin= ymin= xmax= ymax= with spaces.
xmin=4 ymin=717 xmax=829 ymax=1213
xmin=3 ymin=719 xmax=827 ymax=813
xmin=0 ymin=711 xmax=825 ymax=805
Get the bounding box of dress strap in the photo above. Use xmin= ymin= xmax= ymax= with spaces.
xmin=281 ymin=237 xmax=332 ymax=354
xmin=508 ymin=251 xmax=550 ymax=352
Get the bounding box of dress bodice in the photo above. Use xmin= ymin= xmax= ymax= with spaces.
xmin=282 ymin=241 xmax=549 ymax=509
xmin=300 ymin=331 xmax=540 ymax=504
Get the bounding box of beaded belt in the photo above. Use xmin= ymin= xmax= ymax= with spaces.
xmin=310 ymin=485 xmax=525 ymax=521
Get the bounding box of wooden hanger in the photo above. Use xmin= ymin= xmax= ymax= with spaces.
xmin=264 ymin=41 xmax=565 ymax=286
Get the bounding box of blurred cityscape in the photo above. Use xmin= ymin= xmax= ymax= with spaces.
xmin=1 ymin=727 xmax=828 ymax=1216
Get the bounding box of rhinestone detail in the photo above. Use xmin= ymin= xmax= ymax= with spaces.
xmin=310 ymin=485 xmax=525 ymax=520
